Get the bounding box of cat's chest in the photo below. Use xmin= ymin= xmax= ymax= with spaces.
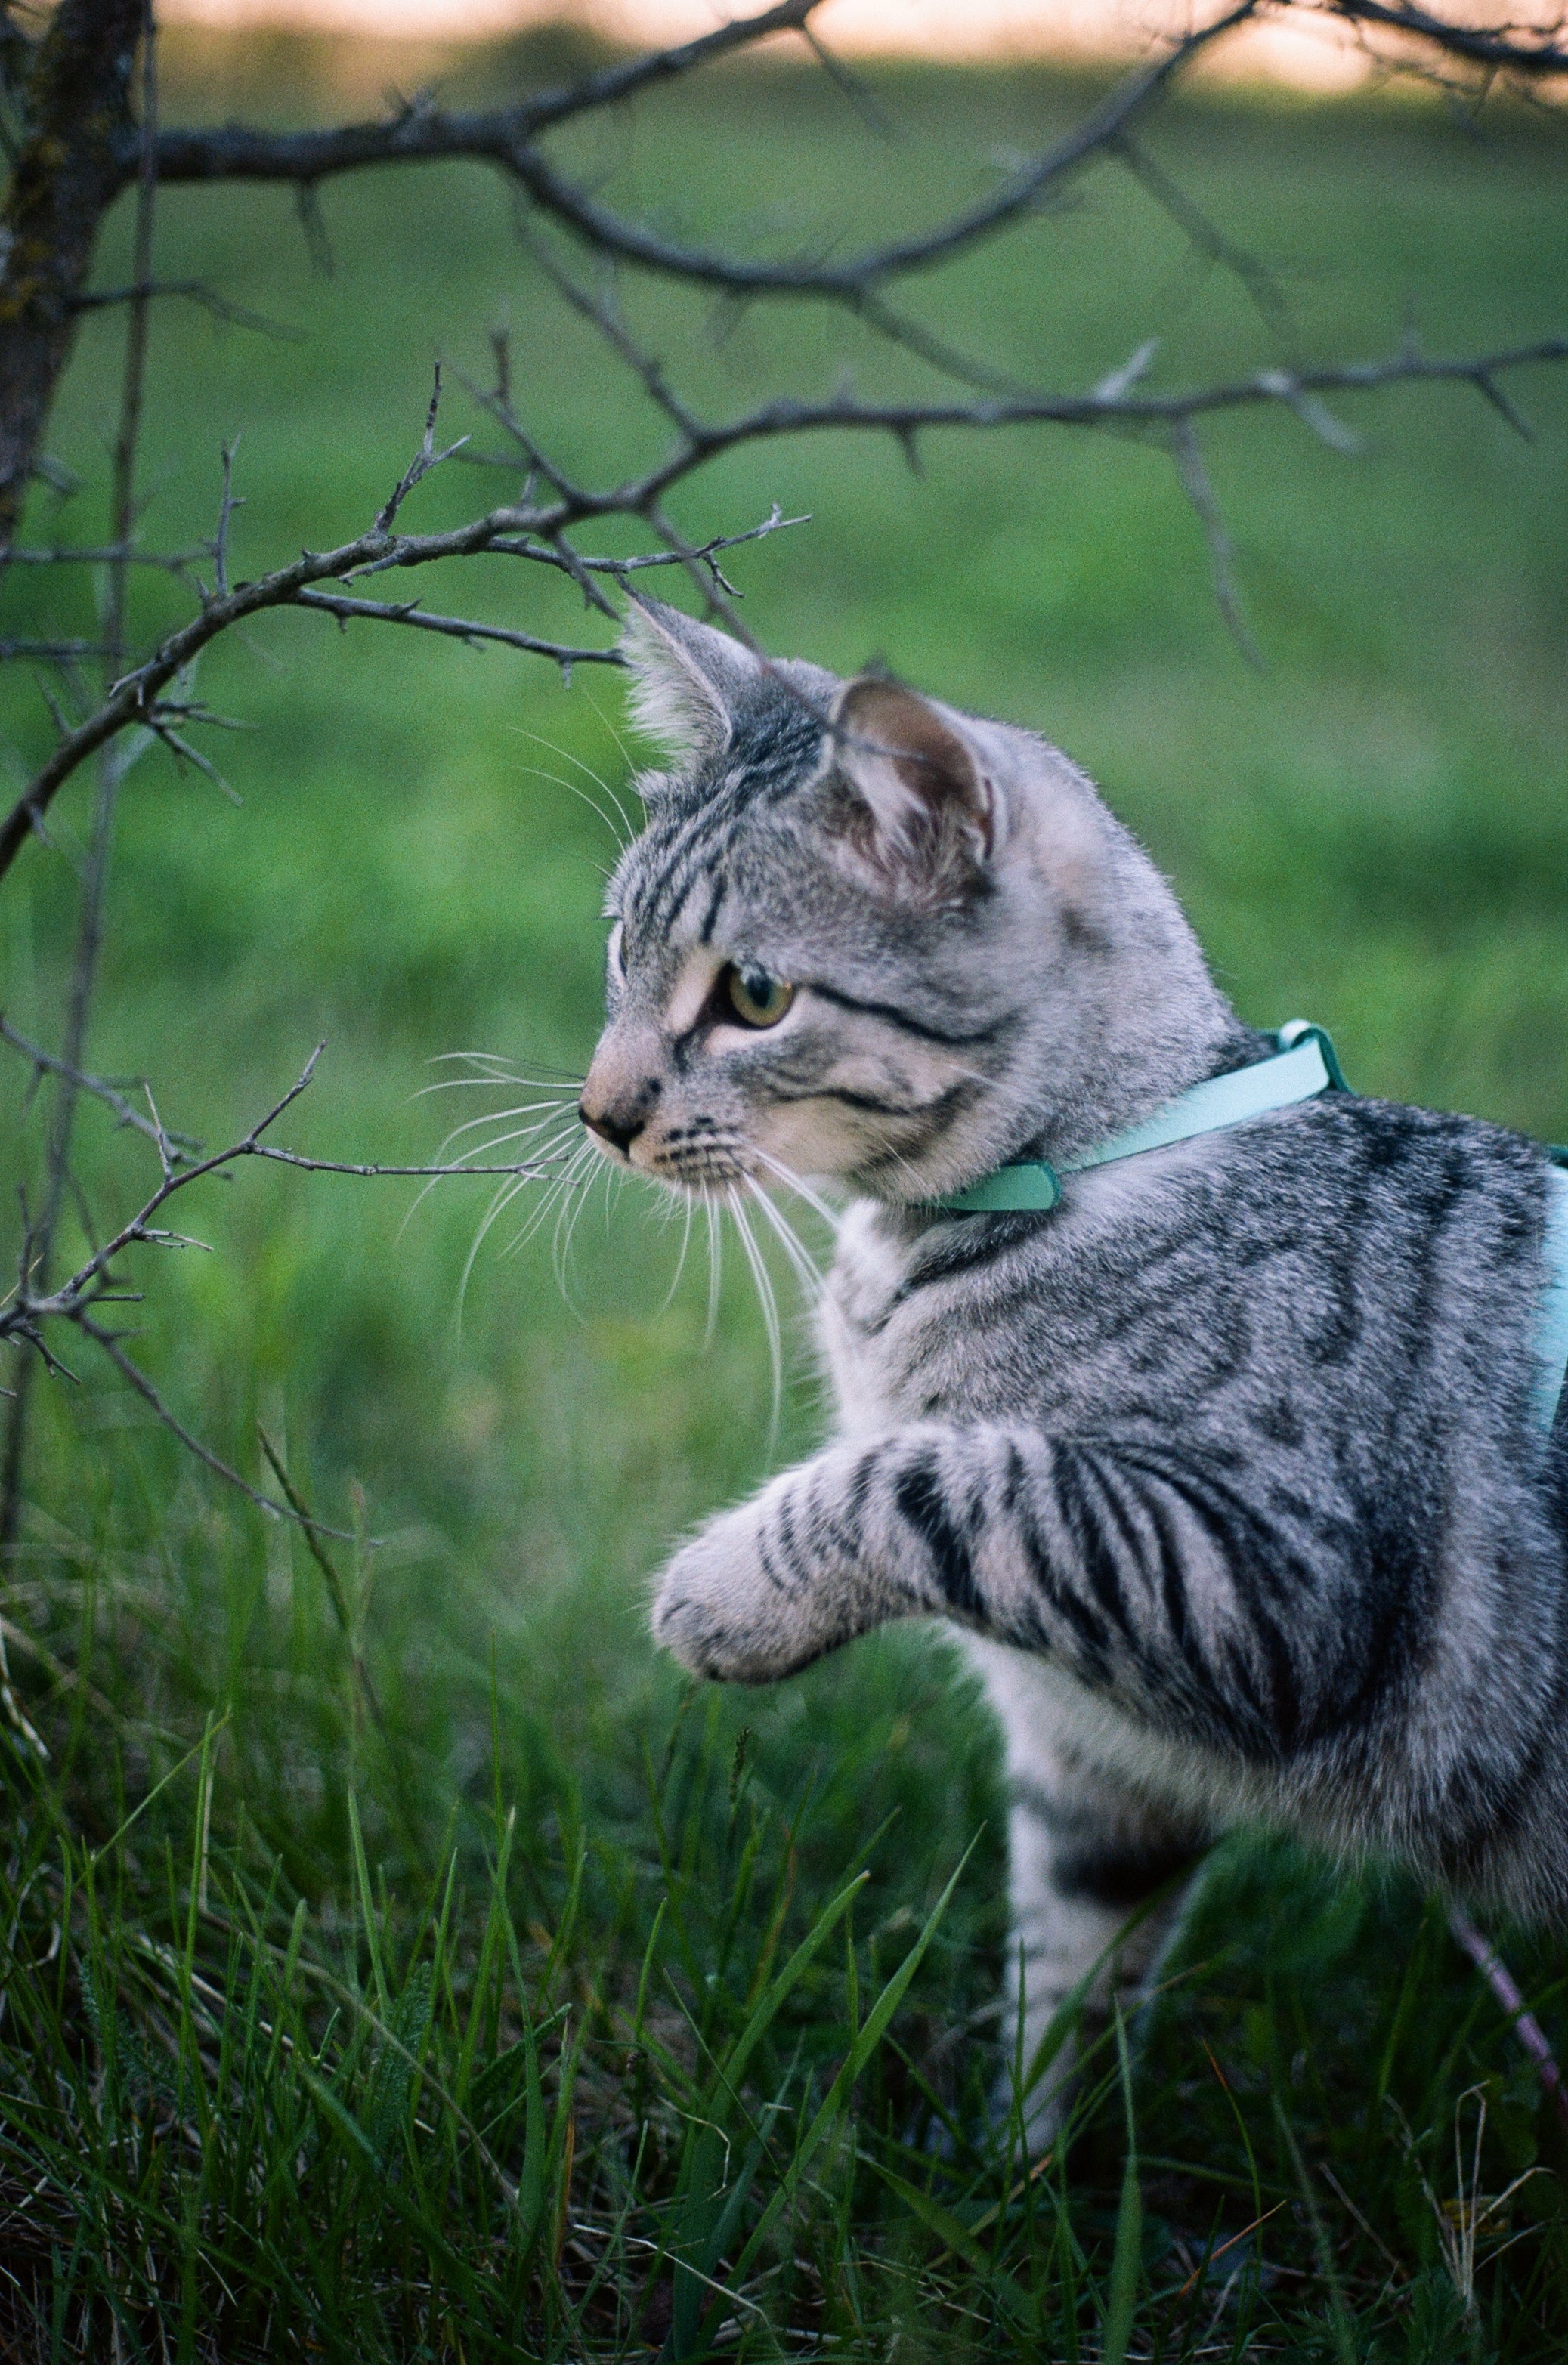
xmin=818 ymin=1141 xmax=1239 ymax=1442
xmin=818 ymin=1199 xmax=1028 ymax=1439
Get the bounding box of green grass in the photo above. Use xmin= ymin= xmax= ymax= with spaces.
xmin=2 ymin=32 xmax=1567 ymax=2357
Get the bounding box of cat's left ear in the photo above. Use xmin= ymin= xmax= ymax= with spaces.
xmin=822 ymin=675 xmax=997 ymax=905
xmin=619 ymin=598 xmax=759 ymax=768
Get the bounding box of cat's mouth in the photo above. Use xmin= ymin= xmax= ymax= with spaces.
xmin=645 ymin=1138 xmax=750 ymax=1192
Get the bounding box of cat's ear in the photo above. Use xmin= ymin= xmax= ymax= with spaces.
xmin=822 ymin=675 xmax=997 ymax=905
xmin=619 ymin=598 xmax=759 ymax=765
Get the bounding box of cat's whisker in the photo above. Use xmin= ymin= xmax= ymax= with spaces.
xmin=509 ymin=1136 xmax=592 ymax=1242
xmin=456 ymin=1169 xmax=539 ymax=1323
xmin=419 ymin=1050 xmax=586 ymax=1092
xmin=515 ymin=759 xmax=631 ymax=860
xmin=749 ymin=1147 xmax=843 ymax=1236
xmin=727 ymin=1185 xmax=783 ymax=1442
xmin=519 ymin=728 xmax=639 ymax=852
xmin=391 ymin=1118 xmax=577 ymax=1241
xmin=433 ymin=1098 xmax=574 ymax=1158
xmin=551 ymin=1139 xmax=605 ymax=1312
xmin=414 ymin=1073 xmax=568 ymax=1099
xmin=744 ymin=1175 xmax=824 ymax=1301
xmin=578 ymin=686 xmax=646 ymax=830
xmin=455 ymin=1124 xmax=580 ymax=1262
xmin=503 ymin=1136 xmax=595 ymax=1268
xmin=704 ymin=1195 xmax=723 ymax=1348
xmin=657 ymin=1187 xmax=696 ymax=1317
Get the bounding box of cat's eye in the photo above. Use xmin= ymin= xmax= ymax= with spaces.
xmin=606 ymin=921 xmax=624 ymax=981
xmin=725 ymin=966 xmax=795 ymax=1029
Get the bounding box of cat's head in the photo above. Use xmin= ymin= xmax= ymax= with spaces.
xmin=579 ymin=601 xmax=1226 ymax=1202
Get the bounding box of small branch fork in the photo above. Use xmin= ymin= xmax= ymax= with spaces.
xmin=0 ymin=1034 xmax=565 ymax=1542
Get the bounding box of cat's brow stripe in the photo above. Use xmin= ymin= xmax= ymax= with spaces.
xmin=805 ymin=980 xmax=1016 ymax=1050
xmin=696 ymin=873 xmax=727 ymax=945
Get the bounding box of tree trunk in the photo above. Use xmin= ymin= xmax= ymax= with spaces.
xmin=0 ymin=0 xmax=142 ymax=549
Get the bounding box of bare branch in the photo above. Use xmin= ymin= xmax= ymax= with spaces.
xmin=73 ymin=1313 xmax=360 ymax=1541
xmin=212 ymin=438 xmax=241 ymax=598
xmin=0 ymin=1013 xmax=199 ymax=1156
xmin=376 ymin=365 xmax=469 ymax=531
xmin=499 ymin=5 xmax=1260 ymax=304
xmin=70 ymin=278 xmax=304 ymax=342
xmin=0 ymin=637 xmax=111 ymax=662
xmin=1 ymin=0 xmax=157 ymax=1610
xmin=144 ymin=2 xmax=827 ymax=189
xmin=0 ymin=1034 xmax=579 ymax=1551
xmin=1170 ymin=416 xmax=1262 ymax=668
xmin=291 ymin=587 xmax=617 ymax=668
xmin=0 ymin=540 xmax=206 ymax=573
xmin=257 ymin=1427 xmax=397 ymax=1752
xmin=0 ymin=0 xmax=146 ymax=549
xmin=2 ymin=1042 xmax=572 ymax=1337
xmin=1325 ymin=0 xmax=1568 ymax=79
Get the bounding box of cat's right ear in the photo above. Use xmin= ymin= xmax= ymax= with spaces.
xmin=820 ymin=675 xmax=997 ymax=908
xmin=619 ymin=598 xmax=759 ymax=768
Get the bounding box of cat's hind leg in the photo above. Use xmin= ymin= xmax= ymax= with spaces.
xmin=976 ymin=1656 xmax=1210 ymax=2150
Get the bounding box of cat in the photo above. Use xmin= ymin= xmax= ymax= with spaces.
xmin=578 ymin=597 xmax=1568 ymax=2142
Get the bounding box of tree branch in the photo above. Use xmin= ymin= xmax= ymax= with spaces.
xmin=144 ymin=0 xmax=825 ymax=189
xmin=290 ymin=587 xmax=616 ymax=666
xmin=1325 ymin=0 xmax=1568 ymax=79
xmin=501 ymin=4 xmax=1260 ymax=306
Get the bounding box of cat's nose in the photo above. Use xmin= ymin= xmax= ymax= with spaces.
xmin=580 ymin=1076 xmax=660 ymax=1155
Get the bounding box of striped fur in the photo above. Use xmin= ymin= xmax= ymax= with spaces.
xmin=586 ymin=604 xmax=1568 ymax=2142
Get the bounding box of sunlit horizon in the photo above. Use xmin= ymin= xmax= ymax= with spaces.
xmin=153 ymin=0 xmax=1548 ymax=91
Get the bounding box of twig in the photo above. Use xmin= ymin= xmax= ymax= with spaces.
xmin=0 ymin=542 xmax=206 ymax=572
xmin=0 ymin=1040 xmax=572 ymax=1553
xmin=2 ymin=1043 xmax=571 ymax=1322
xmin=0 ymin=1014 xmax=199 ymax=1157
xmin=143 ymin=2 xmax=827 ymax=190
xmin=0 ymin=638 xmax=113 ymax=662
xmin=212 ymin=440 xmax=241 ymax=598
xmin=1325 ymin=0 xmax=1568 ymax=79
xmin=75 ymin=1313 xmax=357 ymax=1541
xmin=144 ymin=2 xmax=1255 ymax=305
xmin=1169 ymin=417 xmax=1262 ymax=668
xmin=290 ymin=589 xmax=617 ymax=668
xmin=376 ymin=364 xmax=469 ymax=532
xmin=256 ymin=1429 xmax=390 ymax=1735
xmin=1447 ymin=1906 xmax=1568 ymax=2136
xmin=70 ymin=278 xmax=303 ymax=342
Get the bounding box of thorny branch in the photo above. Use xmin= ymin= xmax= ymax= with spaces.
xmin=0 ymin=1036 xmax=567 ymax=1540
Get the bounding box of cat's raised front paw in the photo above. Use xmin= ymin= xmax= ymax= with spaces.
xmin=651 ymin=1502 xmax=822 ymax=1686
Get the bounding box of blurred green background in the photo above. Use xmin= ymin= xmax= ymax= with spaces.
xmin=2 ymin=31 xmax=1566 ymax=1849
xmin=2 ymin=33 xmax=1566 ymax=2347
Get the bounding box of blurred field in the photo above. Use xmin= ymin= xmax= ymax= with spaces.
xmin=1 ymin=35 xmax=1566 ymax=2355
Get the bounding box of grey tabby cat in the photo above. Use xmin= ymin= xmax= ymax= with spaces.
xmin=579 ymin=598 xmax=1568 ymax=2141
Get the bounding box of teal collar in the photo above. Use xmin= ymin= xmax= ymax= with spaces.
xmin=933 ymin=1021 xmax=1347 ymax=1216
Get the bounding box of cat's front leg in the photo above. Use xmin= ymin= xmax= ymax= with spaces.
xmin=652 ymin=1442 xmax=916 ymax=1683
